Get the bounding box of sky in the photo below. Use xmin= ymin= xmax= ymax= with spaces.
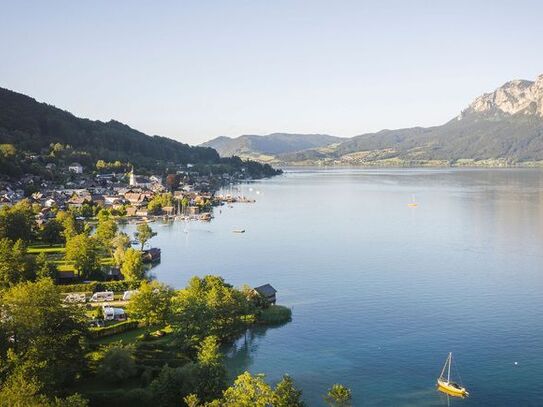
xmin=1 ymin=0 xmax=543 ymax=145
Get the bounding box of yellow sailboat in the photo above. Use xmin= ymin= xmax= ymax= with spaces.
xmin=437 ymin=352 xmax=469 ymax=397
xmin=407 ymin=194 xmax=418 ymax=207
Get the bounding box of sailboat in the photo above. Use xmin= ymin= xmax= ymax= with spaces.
xmin=407 ymin=194 xmax=418 ymax=207
xmin=437 ymin=353 xmax=469 ymax=397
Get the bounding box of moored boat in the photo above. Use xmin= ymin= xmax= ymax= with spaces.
xmin=437 ymin=352 xmax=469 ymax=397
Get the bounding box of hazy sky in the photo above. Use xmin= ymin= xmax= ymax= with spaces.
xmin=1 ymin=1 xmax=543 ymax=145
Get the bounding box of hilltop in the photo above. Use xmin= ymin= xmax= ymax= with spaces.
xmin=206 ymin=74 xmax=543 ymax=167
xmin=0 ymin=87 xmax=279 ymax=178
xmin=201 ymin=133 xmax=344 ymax=162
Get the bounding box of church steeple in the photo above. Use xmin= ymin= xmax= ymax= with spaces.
xmin=129 ymin=166 xmax=136 ymax=187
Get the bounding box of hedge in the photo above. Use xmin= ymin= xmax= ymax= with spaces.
xmin=59 ymin=280 xmax=143 ymax=294
xmin=88 ymin=320 xmax=141 ymax=339
xmin=257 ymin=305 xmax=292 ymax=325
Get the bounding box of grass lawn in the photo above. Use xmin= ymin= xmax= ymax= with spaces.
xmin=91 ymin=326 xmax=149 ymax=346
xmin=90 ymin=325 xmax=174 ymax=347
xmin=27 ymin=245 xmax=66 ymax=254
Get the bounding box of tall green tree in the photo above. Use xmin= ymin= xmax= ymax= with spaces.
xmin=95 ymin=210 xmax=117 ymax=248
xmin=0 ymin=238 xmax=34 ymax=287
xmin=120 ymin=248 xmax=144 ymax=280
xmin=56 ymin=210 xmax=80 ymax=241
xmin=111 ymin=232 xmax=130 ymax=265
xmin=196 ymin=336 xmax=226 ymax=400
xmin=274 ymin=374 xmax=305 ymax=407
xmin=35 ymin=252 xmax=58 ymax=280
xmin=0 ymin=199 xmax=35 ymax=242
xmin=40 ymin=219 xmax=64 ymax=245
xmin=135 ymin=222 xmax=154 ymax=251
xmin=65 ymin=233 xmax=99 ymax=278
xmin=220 ymin=372 xmax=275 ymax=407
xmin=170 ymin=276 xmax=254 ymax=347
xmin=0 ymin=279 xmax=87 ymax=393
xmin=126 ymin=280 xmax=173 ymax=328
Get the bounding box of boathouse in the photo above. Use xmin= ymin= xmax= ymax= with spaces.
xmin=253 ymin=284 xmax=277 ymax=305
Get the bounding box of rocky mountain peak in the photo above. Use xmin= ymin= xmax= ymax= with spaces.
xmin=460 ymin=73 xmax=543 ymax=119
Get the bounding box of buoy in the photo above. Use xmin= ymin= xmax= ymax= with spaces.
xmin=514 ymin=362 xmax=518 ymax=365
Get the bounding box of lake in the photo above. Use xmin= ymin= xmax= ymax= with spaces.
xmin=125 ymin=168 xmax=543 ymax=406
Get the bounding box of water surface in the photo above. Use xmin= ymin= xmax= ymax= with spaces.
xmin=127 ymin=168 xmax=543 ymax=406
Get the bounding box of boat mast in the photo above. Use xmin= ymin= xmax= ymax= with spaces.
xmin=447 ymin=353 xmax=452 ymax=383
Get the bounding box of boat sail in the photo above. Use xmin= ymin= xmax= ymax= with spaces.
xmin=437 ymin=353 xmax=469 ymax=397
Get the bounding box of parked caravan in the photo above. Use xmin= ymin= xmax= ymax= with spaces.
xmin=63 ymin=293 xmax=86 ymax=303
xmin=122 ymin=290 xmax=138 ymax=301
xmin=89 ymin=291 xmax=114 ymax=302
xmin=102 ymin=306 xmax=126 ymax=321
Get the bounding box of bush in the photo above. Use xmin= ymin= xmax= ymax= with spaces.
xmin=97 ymin=344 xmax=137 ymax=383
xmin=88 ymin=320 xmax=140 ymax=339
xmin=87 ymin=388 xmax=153 ymax=407
xmin=257 ymin=305 xmax=292 ymax=325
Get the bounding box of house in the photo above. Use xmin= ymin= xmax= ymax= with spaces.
xmin=68 ymin=163 xmax=83 ymax=174
xmin=253 ymin=284 xmax=277 ymax=305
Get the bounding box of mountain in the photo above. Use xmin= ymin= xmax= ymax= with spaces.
xmin=201 ymin=133 xmax=344 ymax=161
xmin=0 ymin=87 xmax=279 ymax=177
xmin=279 ymin=74 xmax=543 ymax=166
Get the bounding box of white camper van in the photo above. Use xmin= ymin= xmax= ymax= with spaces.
xmin=89 ymin=291 xmax=114 ymax=302
xmin=122 ymin=290 xmax=138 ymax=301
xmin=102 ymin=306 xmax=126 ymax=321
xmin=63 ymin=293 xmax=86 ymax=303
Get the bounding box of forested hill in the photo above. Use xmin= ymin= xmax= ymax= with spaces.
xmin=0 ymin=87 xmax=278 ymax=177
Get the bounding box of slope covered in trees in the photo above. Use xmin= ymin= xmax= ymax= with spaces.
xmin=0 ymin=87 xmax=279 ymax=177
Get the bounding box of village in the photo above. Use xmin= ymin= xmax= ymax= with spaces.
xmin=0 ymin=158 xmax=285 ymax=332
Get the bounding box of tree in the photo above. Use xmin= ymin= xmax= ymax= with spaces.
xmin=149 ymin=364 xmax=198 ymax=407
xmin=111 ymin=232 xmax=131 ymax=266
xmin=220 ymin=372 xmax=275 ymax=407
xmin=126 ymin=280 xmax=173 ymax=328
xmin=135 ymin=222 xmax=154 ymax=251
xmin=56 ymin=210 xmax=80 ymax=240
xmin=0 ymin=238 xmax=33 ymax=287
xmin=40 ymin=219 xmax=64 ymax=245
xmin=0 ymin=370 xmax=89 ymax=407
xmin=97 ymin=344 xmax=137 ymax=383
xmin=184 ymin=394 xmax=201 ymax=407
xmin=170 ymin=276 xmax=255 ymax=347
xmin=324 ymin=384 xmax=352 ymax=407
xmin=274 ymin=375 xmax=305 ymax=407
xmin=35 ymin=252 xmax=58 ymax=280
xmin=65 ymin=233 xmax=99 ymax=278
xmin=0 ymin=279 xmax=87 ymax=393
xmin=95 ymin=210 xmax=117 ymax=248
xmin=196 ymin=336 xmax=226 ymax=400
xmin=121 ymin=248 xmax=144 ymax=280
xmin=0 ymin=199 xmax=35 ymax=242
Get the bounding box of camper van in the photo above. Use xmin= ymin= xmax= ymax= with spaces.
xmin=89 ymin=291 xmax=114 ymax=302
xmin=63 ymin=293 xmax=86 ymax=303
xmin=122 ymin=290 xmax=138 ymax=301
xmin=102 ymin=306 xmax=126 ymax=321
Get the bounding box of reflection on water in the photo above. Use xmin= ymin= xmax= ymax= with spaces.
xmin=122 ymin=169 xmax=543 ymax=406
xmin=224 ymin=323 xmax=290 ymax=381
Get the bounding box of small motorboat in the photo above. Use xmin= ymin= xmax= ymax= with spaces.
xmin=232 ymin=229 xmax=245 ymax=233
xmin=437 ymin=352 xmax=469 ymax=397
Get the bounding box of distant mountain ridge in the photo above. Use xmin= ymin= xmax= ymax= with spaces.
xmin=201 ymin=133 xmax=344 ymax=160
xmin=205 ymin=73 xmax=543 ymax=166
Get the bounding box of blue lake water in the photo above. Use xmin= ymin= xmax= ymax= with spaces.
xmin=125 ymin=168 xmax=543 ymax=406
